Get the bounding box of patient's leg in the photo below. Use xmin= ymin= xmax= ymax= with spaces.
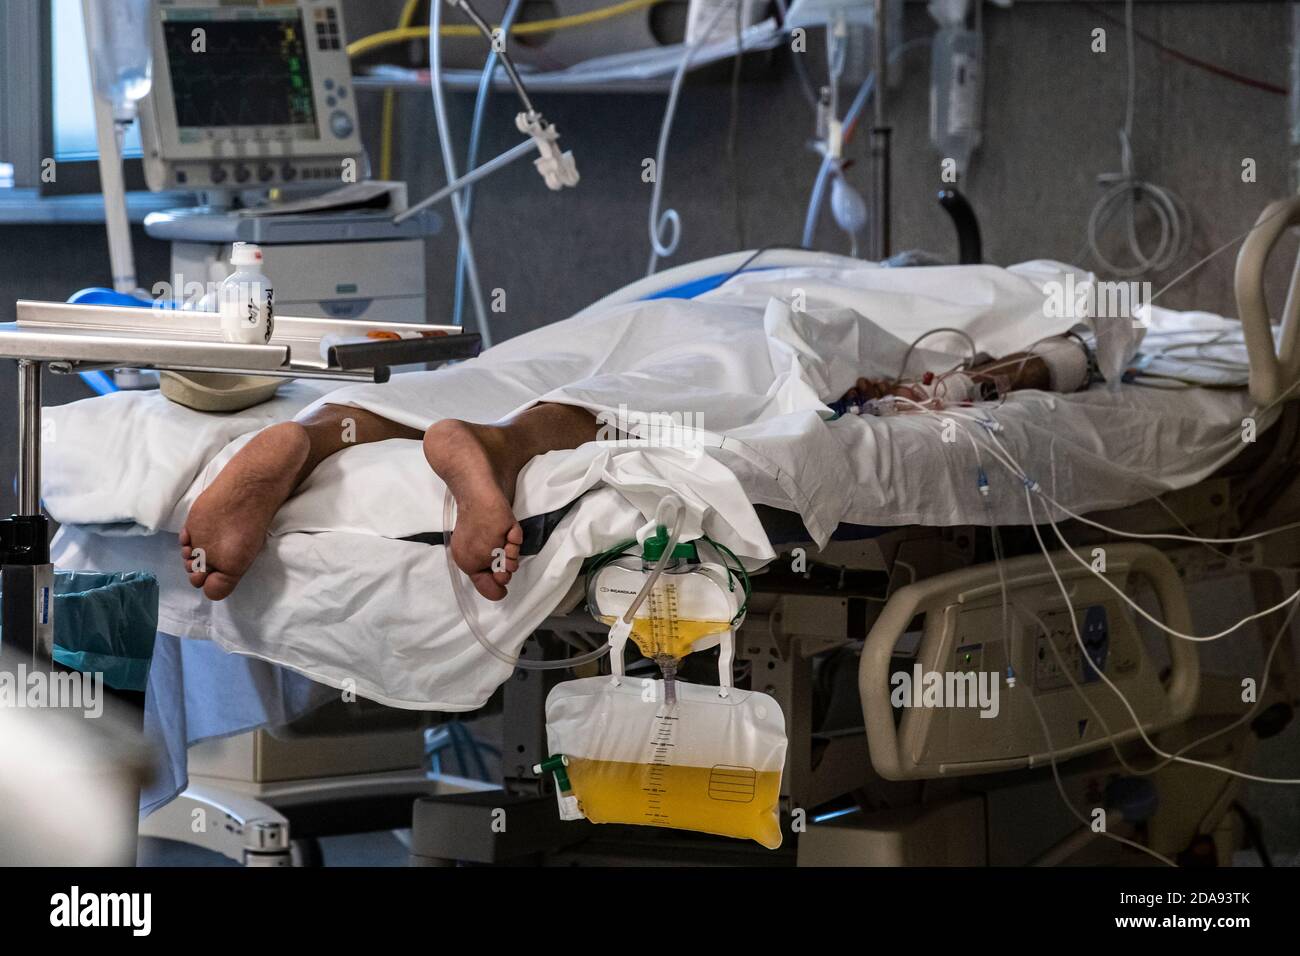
xmin=182 ymin=404 xmax=420 ymax=600
xmin=423 ymin=403 xmax=598 ymax=601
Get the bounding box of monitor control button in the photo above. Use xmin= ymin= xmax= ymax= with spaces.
xmin=330 ymin=110 xmax=354 ymax=138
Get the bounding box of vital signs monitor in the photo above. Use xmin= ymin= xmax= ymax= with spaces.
xmin=137 ymin=0 xmax=363 ymax=192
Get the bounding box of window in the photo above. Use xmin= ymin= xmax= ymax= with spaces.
xmin=51 ymin=0 xmax=143 ymax=162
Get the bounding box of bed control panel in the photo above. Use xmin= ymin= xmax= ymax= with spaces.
xmin=859 ymin=545 xmax=1199 ymax=780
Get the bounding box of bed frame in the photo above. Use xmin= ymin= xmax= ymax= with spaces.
xmin=407 ymin=200 xmax=1300 ymax=866
xmin=8 ymin=201 xmax=1300 ymax=866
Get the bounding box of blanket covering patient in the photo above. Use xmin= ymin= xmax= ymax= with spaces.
xmin=180 ymin=261 xmax=1101 ymax=603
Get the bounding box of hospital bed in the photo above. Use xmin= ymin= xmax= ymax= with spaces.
xmin=11 ymin=197 xmax=1300 ymax=866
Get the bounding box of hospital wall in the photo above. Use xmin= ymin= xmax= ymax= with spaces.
xmin=371 ymin=0 xmax=1299 ymax=341
xmin=0 ymin=0 xmax=1296 ymax=517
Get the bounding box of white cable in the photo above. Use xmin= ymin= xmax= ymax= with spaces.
xmin=646 ymin=0 xmax=740 ymax=276
xmin=1014 ymin=594 xmax=1298 ymax=780
xmin=1021 ymin=671 xmax=1178 ymax=867
xmin=1023 ymin=489 xmax=1300 ymax=785
xmin=429 ymin=0 xmax=494 ymax=348
xmin=1037 ymin=490 xmax=1300 ymax=547
xmin=872 ymin=352 xmax=1300 ymax=784
xmin=968 ymin=407 xmax=1300 ymax=784
xmin=922 ymin=404 xmax=1300 ymax=644
xmin=1042 ymin=501 xmax=1300 ymax=643
xmin=900 ymin=397 xmax=1300 ymax=548
xmin=1084 ymin=0 xmax=1190 ymax=278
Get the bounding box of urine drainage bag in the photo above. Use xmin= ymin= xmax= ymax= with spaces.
xmin=544 ymin=676 xmax=788 ymax=848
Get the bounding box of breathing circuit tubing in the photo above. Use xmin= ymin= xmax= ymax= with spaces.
xmin=442 ymin=487 xmax=686 ymax=671
xmin=429 ymin=0 xmax=493 ymax=347
xmin=646 ymin=0 xmax=741 ymax=275
xmin=453 ymin=0 xmax=527 ymax=330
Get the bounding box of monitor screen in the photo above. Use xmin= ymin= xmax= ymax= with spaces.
xmin=161 ymin=10 xmax=318 ymax=136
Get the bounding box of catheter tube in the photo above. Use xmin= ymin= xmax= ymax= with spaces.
xmin=429 ymin=0 xmax=494 ymax=348
xmin=441 ymin=489 xmax=685 ymax=671
xmin=443 ymin=486 xmax=609 ymax=671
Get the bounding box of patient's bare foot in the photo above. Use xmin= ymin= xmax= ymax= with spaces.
xmin=181 ymin=422 xmax=310 ymax=600
xmin=423 ymin=419 xmax=524 ymax=601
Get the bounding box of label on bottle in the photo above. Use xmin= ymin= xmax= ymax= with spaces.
xmin=219 ymin=277 xmax=274 ymax=344
xmin=948 ymin=52 xmax=979 ymax=133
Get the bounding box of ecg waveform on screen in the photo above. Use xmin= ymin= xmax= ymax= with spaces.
xmin=163 ymin=18 xmax=317 ymax=129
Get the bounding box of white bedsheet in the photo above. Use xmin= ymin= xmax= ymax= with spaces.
xmin=44 ymin=259 xmax=1271 ymax=708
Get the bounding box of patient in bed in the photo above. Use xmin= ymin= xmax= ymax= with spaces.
xmin=181 ymin=335 xmax=1092 ymax=603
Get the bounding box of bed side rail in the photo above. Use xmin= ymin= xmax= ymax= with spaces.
xmin=1235 ymin=196 xmax=1300 ymax=406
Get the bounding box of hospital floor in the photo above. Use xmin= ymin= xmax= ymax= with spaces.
xmin=134 ymin=835 xmax=1290 ymax=868
xmin=137 ymin=831 xmax=413 ymax=867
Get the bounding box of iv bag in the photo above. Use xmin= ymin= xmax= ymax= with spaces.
xmin=929 ymin=25 xmax=982 ymax=177
xmin=82 ymin=0 xmax=153 ymax=122
xmin=545 ymin=676 xmax=788 ymax=848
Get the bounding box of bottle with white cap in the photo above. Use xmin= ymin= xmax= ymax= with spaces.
xmin=218 ymin=242 xmax=274 ymax=344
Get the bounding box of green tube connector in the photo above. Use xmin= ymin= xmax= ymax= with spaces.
xmin=534 ymin=753 xmax=572 ymax=793
xmin=641 ymin=524 xmax=697 ymax=564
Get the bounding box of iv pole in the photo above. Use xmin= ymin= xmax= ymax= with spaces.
xmin=869 ymin=0 xmax=891 ymax=260
xmin=90 ymin=94 xmax=138 ymax=294
xmin=83 ymin=0 xmax=145 ymax=295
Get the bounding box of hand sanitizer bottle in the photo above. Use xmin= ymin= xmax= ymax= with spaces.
xmin=219 ymin=242 xmax=274 ymax=344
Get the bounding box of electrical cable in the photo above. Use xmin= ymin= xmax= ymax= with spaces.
xmin=1079 ymin=1 xmax=1286 ymax=96
xmin=922 ymin=401 xmax=1300 ymax=781
xmin=876 ymin=397 xmax=1300 ymax=786
xmin=925 ymin=407 xmax=1300 ymax=645
xmin=894 ymin=326 xmax=979 ymax=381
xmin=1023 ymin=488 xmax=1300 ymax=785
xmin=378 ymin=0 xmax=423 ymax=181
xmin=1083 ymin=0 xmax=1190 ymax=278
xmin=1022 ymin=671 xmax=1178 ymax=866
xmin=346 ymin=0 xmax=666 ymax=57
xmin=975 ymin=429 xmax=1295 ymax=862
xmin=1014 ymin=596 xmax=1297 ymax=781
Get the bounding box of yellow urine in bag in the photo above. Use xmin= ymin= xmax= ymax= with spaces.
xmin=566 ymin=757 xmax=783 ymax=849
xmin=597 ymin=615 xmax=731 ymax=661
